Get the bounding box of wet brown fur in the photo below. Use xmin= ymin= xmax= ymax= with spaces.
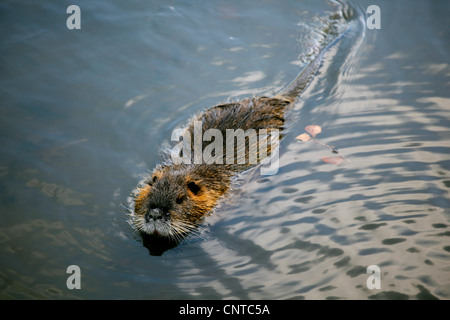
xmin=132 ymin=95 xmax=294 ymax=241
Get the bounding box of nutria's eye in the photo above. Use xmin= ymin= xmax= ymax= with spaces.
xmin=176 ymin=195 xmax=185 ymax=204
xmin=187 ymin=181 xmax=201 ymax=195
xmin=152 ymin=176 xmax=158 ymax=183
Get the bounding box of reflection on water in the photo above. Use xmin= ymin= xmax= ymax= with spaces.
xmin=0 ymin=0 xmax=449 ymax=299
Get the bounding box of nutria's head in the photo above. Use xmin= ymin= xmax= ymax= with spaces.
xmin=130 ymin=164 xmax=230 ymax=244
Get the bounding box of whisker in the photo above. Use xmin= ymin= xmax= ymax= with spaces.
xmin=171 ymin=220 xmax=207 ymax=241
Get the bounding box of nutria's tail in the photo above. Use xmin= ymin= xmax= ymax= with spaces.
xmin=278 ymin=1 xmax=354 ymax=101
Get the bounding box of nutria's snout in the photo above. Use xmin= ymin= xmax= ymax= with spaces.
xmin=145 ymin=207 xmax=170 ymax=223
xmin=145 ymin=197 xmax=172 ymax=223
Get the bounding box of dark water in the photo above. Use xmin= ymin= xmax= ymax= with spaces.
xmin=0 ymin=0 xmax=449 ymax=299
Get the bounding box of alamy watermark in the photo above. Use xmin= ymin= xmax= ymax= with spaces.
xmin=66 ymin=5 xmax=81 ymax=30
xmin=366 ymin=5 xmax=381 ymax=30
xmin=66 ymin=265 xmax=81 ymax=289
xmin=366 ymin=265 xmax=381 ymax=289
xmin=66 ymin=4 xmax=381 ymax=31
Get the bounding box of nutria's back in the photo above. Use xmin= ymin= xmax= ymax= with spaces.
xmin=129 ymin=3 xmax=354 ymax=254
xmin=185 ymin=96 xmax=292 ymax=168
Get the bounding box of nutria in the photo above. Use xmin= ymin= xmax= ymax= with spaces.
xmin=129 ymin=4 xmax=353 ymax=254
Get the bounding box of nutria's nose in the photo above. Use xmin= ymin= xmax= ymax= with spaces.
xmin=145 ymin=208 xmax=169 ymax=222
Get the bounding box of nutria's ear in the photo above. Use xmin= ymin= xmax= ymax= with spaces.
xmin=146 ymin=175 xmax=158 ymax=186
xmin=187 ymin=181 xmax=201 ymax=195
